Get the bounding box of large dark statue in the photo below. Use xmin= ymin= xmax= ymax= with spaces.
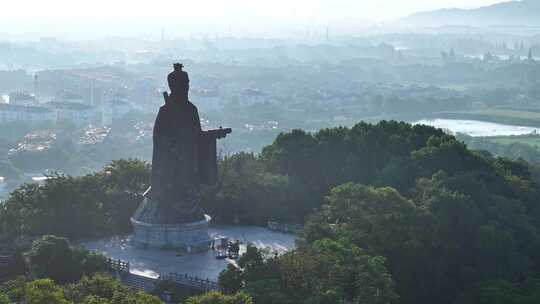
xmin=140 ymin=63 xmax=231 ymax=224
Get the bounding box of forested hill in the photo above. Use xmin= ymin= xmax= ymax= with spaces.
xmin=217 ymin=121 xmax=540 ymax=304
xmin=2 ymin=121 xmax=540 ymax=303
xmin=402 ymin=0 xmax=540 ymax=27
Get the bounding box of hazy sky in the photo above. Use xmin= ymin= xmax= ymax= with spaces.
xmin=1 ymin=0 xmax=509 ymax=38
xmin=6 ymin=0 xmax=507 ymax=20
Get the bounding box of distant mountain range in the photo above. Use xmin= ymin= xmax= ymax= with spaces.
xmin=401 ymin=0 xmax=540 ymax=27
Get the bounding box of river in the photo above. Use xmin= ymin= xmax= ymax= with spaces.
xmin=414 ymin=119 xmax=540 ymax=137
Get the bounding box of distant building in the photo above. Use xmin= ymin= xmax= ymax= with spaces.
xmin=79 ymin=126 xmax=110 ymax=145
xmin=134 ymin=122 xmax=153 ymax=141
xmin=9 ymin=130 xmax=57 ymax=154
xmin=0 ymin=104 xmax=56 ymax=123
xmin=47 ymin=101 xmax=98 ymax=127
xmin=56 ymin=90 xmax=85 ymax=104
xmin=8 ymin=91 xmax=38 ymax=106
xmin=102 ymin=98 xmax=132 ymax=125
xmin=133 ymin=79 xmax=161 ymax=112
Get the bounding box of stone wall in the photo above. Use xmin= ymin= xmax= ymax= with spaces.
xmin=131 ymin=214 xmax=213 ymax=252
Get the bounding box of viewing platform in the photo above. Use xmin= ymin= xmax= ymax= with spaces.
xmin=81 ymin=225 xmax=296 ymax=282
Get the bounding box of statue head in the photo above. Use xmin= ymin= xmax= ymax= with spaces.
xmin=167 ymin=63 xmax=189 ymax=100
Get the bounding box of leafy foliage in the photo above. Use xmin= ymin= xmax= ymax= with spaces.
xmin=0 ymin=159 xmax=150 ymax=243
xmin=219 ymin=243 xmax=397 ymax=304
xmin=203 ymin=152 xmax=305 ymax=225
xmin=4 ymin=120 xmax=540 ymax=304
xmin=301 ymin=162 xmax=540 ymax=304
xmin=185 ymin=291 xmax=253 ymax=304
xmin=0 ymin=293 xmax=9 ymax=304
xmin=213 ymin=121 xmax=540 ymax=304
xmin=0 ymin=274 xmax=163 ymax=304
xmin=25 ymin=235 xmax=107 ymax=284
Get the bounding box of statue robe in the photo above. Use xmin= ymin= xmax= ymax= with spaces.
xmin=150 ymin=95 xmax=202 ymax=222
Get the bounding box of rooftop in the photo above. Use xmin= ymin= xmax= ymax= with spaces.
xmin=0 ymin=104 xmax=54 ymax=113
xmin=79 ymin=127 xmax=111 ymax=145
xmin=9 ymin=130 xmax=57 ymax=154
xmin=47 ymin=101 xmax=94 ymax=111
xmin=9 ymin=91 xmax=36 ymax=102
xmin=56 ymin=90 xmax=83 ymax=100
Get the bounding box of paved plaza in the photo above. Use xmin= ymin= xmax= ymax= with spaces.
xmin=81 ymin=225 xmax=296 ymax=281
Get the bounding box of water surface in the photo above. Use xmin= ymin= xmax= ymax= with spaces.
xmin=415 ymin=119 xmax=540 ymax=137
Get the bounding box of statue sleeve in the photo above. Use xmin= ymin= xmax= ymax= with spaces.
xmin=198 ymin=133 xmax=217 ymax=185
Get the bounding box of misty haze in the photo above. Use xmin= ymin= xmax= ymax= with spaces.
xmin=2 ymin=1 xmax=540 ymax=304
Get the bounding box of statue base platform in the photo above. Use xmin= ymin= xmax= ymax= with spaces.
xmin=130 ymin=198 xmax=213 ymax=253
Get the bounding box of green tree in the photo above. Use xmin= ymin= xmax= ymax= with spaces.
xmin=0 ymin=293 xmax=9 ymax=304
xmin=0 ymin=159 xmax=150 ymax=242
xmin=24 ymin=235 xmax=106 ymax=284
xmin=472 ymin=278 xmax=540 ymax=304
xmin=77 ymin=250 xmax=108 ymax=276
xmin=0 ymin=277 xmax=26 ymax=302
xmin=242 ymin=280 xmax=291 ymax=304
xmin=26 ymin=235 xmax=83 ymax=283
xmin=24 ymin=279 xmax=71 ymax=304
xmin=185 ymin=291 xmax=253 ymax=304
xmin=280 ymin=239 xmax=398 ymax=304
xmin=66 ymin=274 xmax=162 ymax=304
xmin=204 ymin=153 xmax=303 ymax=225
xmin=1 ymin=275 xmax=162 ymax=304
xmin=65 ymin=274 xmax=125 ymax=302
xmin=81 ymin=295 xmax=110 ymax=304
xmin=219 ymin=264 xmax=243 ymax=294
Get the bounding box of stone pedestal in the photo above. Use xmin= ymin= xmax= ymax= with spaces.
xmin=131 ymin=198 xmax=213 ymax=252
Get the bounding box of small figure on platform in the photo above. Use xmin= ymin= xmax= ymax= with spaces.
xmin=228 ymin=240 xmax=241 ymax=259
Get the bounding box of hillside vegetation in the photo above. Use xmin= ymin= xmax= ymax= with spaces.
xmin=2 ymin=121 xmax=540 ymax=303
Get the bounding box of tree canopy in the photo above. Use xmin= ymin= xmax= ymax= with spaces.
xmin=215 ymin=121 xmax=540 ymax=304
xmin=0 ymin=159 xmax=150 ymax=244
xmin=3 ymin=121 xmax=540 ymax=304
xmin=1 ymin=275 xmax=163 ymax=304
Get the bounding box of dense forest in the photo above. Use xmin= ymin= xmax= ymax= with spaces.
xmin=2 ymin=121 xmax=540 ymax=303
xmin=215 ymin=121 xmax=540 ymax=304
xmin=0 ymin=159 xmax=150 ymax=244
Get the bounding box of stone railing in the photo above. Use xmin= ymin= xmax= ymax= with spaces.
xmin=106 ymin=257 xmax=218 ymax=292
xmin=267 ymin=221 xmax=302 ymax=233
xmin=106 ymin=257 xmax=130 ymax=273
xmin=160 ymin=272 xmax=219 ymax=291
